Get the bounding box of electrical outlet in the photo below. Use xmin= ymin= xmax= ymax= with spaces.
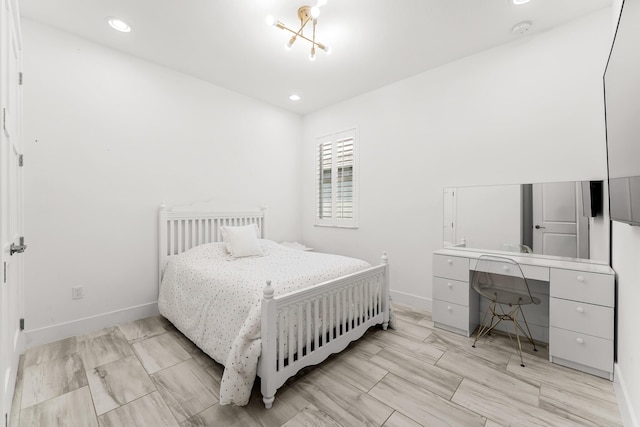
xmin=72 ymin=286 xmax=84 ymax=300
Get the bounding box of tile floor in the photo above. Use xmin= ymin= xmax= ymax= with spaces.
xmin=9 ymin=304 xmax=623 ymax=426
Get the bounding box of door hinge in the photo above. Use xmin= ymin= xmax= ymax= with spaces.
xmin=20 ymin=318 xmax=24 ymax=331
xmin=3 ymin=262 xmax=6 ymax=283
xmin=18 ymin=154 xmax=23 ymax=167
xmin=19 ymin=72 xmax=23 ymax=85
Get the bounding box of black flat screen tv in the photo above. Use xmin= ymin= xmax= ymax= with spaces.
xmin=604 ymin=0 xmax=640 ymax=226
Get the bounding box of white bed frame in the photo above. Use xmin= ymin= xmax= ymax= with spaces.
xmin=158 ymin=202 xmax=390 ymax=409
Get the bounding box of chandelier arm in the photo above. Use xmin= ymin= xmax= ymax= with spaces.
xmin=280 ymin=24 xmax=325 ymax=49
xmin=293 ymin=16 xmax=311 ymax=38
xmin=312 ymin=19 xmax=316 ymax=46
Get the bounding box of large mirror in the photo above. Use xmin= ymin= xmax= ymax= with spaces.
xmin=443 ymin=181 xmax=609 ymax=263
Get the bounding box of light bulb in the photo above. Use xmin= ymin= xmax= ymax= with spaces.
xmin=322 ymin=45 xmax=332 ymax=55
xmin=265 ymin=15 xmax=276 ymax=26
xmin=317 ymin=0 xmax=327 ymax=7
xmin=289 ymin=94 xmax=301 ymax=101
xmin=512 ymin=0 xmax=531 ymax=4
xmin=285 ymin=36 xmax=296 ymax=50
xmin=107 ymin=18 xmax=131 ymax=33
xmin=309 ymin=48 xmax=316 ymax=61
xmin=310 ymin=6 xmax=320 ymax=18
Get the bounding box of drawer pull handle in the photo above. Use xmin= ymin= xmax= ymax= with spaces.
xmin=576 ymin=337 xmax=584 ymax=344
xmin=447 ymin=306 xmax=452 ymax=311
xmin=447 ymin=259 xmax=453 ymax=265
xmin=577 ymin=275 xmax=584 ymax=282
xmin=447 ymin=282 xmax=453 ymax=288
xmin=576 ymin=307 xmax=584 ymax=313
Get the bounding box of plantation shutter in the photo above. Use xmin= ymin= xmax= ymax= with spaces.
xmin=317 ymin=138 xmax=333 ymax=223
xmin=315 ymin=129 xmax=357 ymax=228
xmin=335 ymin=135 xmax=353 ymax=220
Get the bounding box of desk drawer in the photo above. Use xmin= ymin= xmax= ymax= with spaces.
xmin=433 ymin=300 xmax=470 ymax=332
xmin=433 ymin=254 xmax=469 ymax=282
xmin=469 ymin=259 xmax=549 ymax=282
xmin=433 ymin=277 xmax=469 ymax=306
xmin=550 ymin=327 xmax=613 ymax=373
xmin=550 ymin=269 xmax=614 ymax=307
xmin=550 ymin=298 xmax=613 ymax=340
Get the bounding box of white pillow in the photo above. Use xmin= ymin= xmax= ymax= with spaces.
xmin=220 ymin=224 xmax=263 ymax=258
xmin=220 ymin=223 xmax=260 ymax=252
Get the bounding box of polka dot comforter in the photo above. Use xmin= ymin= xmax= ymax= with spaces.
xmin=158 ymin=239 xmax=371 ymax=406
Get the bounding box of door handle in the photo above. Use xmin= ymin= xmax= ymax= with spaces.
xmin=10 ymin=237 xmax=27 ymax=256
xmin=534 ymin=225 xmax=546 ymax=230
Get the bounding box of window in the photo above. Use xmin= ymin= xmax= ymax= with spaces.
xmin=316 ymin=129 xmax=358 ymax=228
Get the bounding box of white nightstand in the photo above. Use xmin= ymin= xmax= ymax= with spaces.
xmin=280 ymin=241 xmax=314 ymax=251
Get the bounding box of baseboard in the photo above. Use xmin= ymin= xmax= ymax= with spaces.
xmin=614 ymin=363 xmax=639 ymax=427
xmin=389 ymin=289 xmax=432 ymax=312
xmin=23 ymin=302 xmax=159 ymax=350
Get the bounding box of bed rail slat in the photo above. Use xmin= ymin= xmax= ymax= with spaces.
xmin=278 ymin=311 xmax=285 ymax=370
xmin=313 ymin=299 xmax=320 ymax=350
xmin=322 ymin=295 xmax=328 ymax=346
xmin=288 ymin=307 xmax=295 ymax=363
xmin=348 ymin=287 xmax=352 ymax=331
xmin=334 ymin=292 xmax=340 ymax=339
xmin=296 ymin=304 xmax=303 ymax=361
xmin=305 ymin=301 xmax=312 ymax=352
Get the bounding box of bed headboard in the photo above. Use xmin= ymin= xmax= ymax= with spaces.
xmin=158 ymin=201 xmax=266 ymax=285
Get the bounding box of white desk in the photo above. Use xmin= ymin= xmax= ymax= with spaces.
xmin=432 ymin=248 xmax=615 ymax=380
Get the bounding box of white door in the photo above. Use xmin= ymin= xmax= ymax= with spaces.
xmin=532 ymin=182 xmax=587 ymax=258
xmin=1 ymin=0 xmax=24 ymax=421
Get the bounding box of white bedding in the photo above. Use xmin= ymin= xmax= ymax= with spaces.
xmin=157 ymin=239 xmax=371 ymax=406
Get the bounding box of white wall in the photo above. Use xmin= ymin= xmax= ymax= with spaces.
xmin=21 ymin=20 xmax=302 ymax=346
xmin=301 ymin=9 xmax=612 ymax=310
xmin=612 ymin=224 xmax=640 ymax=427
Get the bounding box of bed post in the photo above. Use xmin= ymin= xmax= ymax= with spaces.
xmin=381 ymin=252 xmax=390 ymax=330
xmin=260 ymin=204 xmax=267 ymax=238
xmin=260 ymin=280 xmax=276 ymax=409
xmin=159 ymin=202 xmax=168 ymax=290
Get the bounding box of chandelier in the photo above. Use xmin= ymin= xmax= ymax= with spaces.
xmin=266 ymin=1 xmax=331 ymax=61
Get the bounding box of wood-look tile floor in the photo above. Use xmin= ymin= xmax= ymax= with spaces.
xmin=9 ymin=304 xmax=623 ymax=427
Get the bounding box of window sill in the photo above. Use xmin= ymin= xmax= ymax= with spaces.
xmin=314 ymin=224 xmax=359 ymax=229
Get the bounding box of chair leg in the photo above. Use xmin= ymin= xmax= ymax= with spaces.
xmin=473 ymin=302 xmax=507 ymax=347
xmin=514 ymin=305 xmax=537 ymax=351
xmin=512 ymin=310 xmax=526 ymax=367
xmin=509 ymin=305 xmax=538 ymax=367
xmin=472 ymin=302 xmax=494 ymax=348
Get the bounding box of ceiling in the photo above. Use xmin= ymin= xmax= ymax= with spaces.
xmin=19 ymin=0 xmax=612 ymax=115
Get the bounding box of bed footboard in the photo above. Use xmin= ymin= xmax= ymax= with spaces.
xmin=258 ymin=253 xmax=389 ymax=409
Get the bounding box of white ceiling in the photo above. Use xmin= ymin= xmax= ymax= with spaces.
xmin=19 ymin=0 xmax=611 ymax=115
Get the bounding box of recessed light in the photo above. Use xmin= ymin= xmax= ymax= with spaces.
xmin=512 ymin=0 xmax=531 ymax=4
xmin=289 ymin=94 xmax=301 ymax=101
xmin=107 ymin=17 xmax=131 ymax=33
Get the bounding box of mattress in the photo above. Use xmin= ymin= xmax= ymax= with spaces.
xmin=157 ymin=239 xmax=371 ymax=405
